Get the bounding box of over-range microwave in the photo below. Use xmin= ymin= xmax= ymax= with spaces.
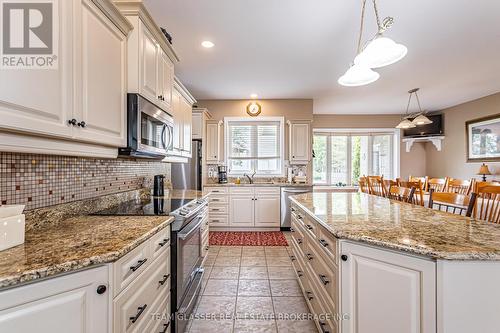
xmin=119 ymin=94 xmax=173 ymax=158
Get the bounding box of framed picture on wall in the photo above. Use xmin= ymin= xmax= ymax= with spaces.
xmin=466 ymin=114 xmax=500 ymax=162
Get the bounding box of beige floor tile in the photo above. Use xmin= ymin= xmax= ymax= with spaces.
xmin=204 ymin=256 xmax=216 ymax=266
xmin=189 ymin=319 xmax=233 ymax=333
xmin=195 ymin=296 xmax=236 ymax=315
xmin=218 ymin=246 xmax=243 ymax=256
xmin=234 ymin=320 xmax=277 ymax=333
xmin=239 ymin=266 xmax=269 ymax=279
xmin=238 ymin=279 xmax=271 ymax=296
xmin=265 ymin=247 xmax=289 ymax=257
xmin=272 ymin=297 xmax=309 ymax=315
xmin=214 ymin=256 xmax=242 ymax=267
xmin=242 ymin=247 xmax=266 ymax=257
xmin=266 ymin=256 xmax=292 ymax=267
xmin=240 ymin=256 xmax=267 ymax=267
xmin=236 ymin=296 xmax=274 ymax=316
xmin=270 ymin=279 xmax=302 ymax=296
xmin=276 ymin=320 xmax=318 ymax=333
xmin=267 ymin=266 xmax=297 ymax=280
xmin=210 ymin=266 xmax=240 ymax=279
xmin=204 ymin=279 xmax=238 ymax=296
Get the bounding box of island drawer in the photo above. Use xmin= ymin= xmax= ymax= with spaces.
xmin=293 ymin=208 xmax=317 ymax=239
xmin=204 ymin=187 xmax=228 ymax=195
xmin=291 ymin=217 xmax=306 ymax=255
xmin=139 ymin=293 xmax=171 ymax=333
xmin=316 ymin=223 xmax=338 ymax=264
xmin=149 ymin=225 xmax=171 ymax=262
xmin=113 ymin=239 xmax=151 ymax=297
xmin=306 ymin=240 xmax=337 ymax=310
xmin=304 ymin=266 xmax=338 ymax=333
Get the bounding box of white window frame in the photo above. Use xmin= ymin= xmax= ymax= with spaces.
xmin=224 ymin=117 xmax=285 ymax=177
xmin=312 ymin=128 xmax=400 ymax=186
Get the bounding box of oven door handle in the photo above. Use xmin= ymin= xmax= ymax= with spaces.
xmin=178 ymin=218 xmax=203 ymax=240
xmin=178 ymin=268 xmax=204 ymax=314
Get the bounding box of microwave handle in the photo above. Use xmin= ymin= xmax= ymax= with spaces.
xmin=167 ymin=125 xmax=173 ymax=151
xmin=161 ymin=125 xmax=166 ymax=150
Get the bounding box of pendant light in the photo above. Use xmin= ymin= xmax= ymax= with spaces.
xmin=339 ymin=0 xmax=407 ymax=87
xmin=396 ymin=88 xmax=432 ymax=129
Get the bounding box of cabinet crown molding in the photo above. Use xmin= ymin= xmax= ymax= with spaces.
xmin=93 ymin=0 xmax=133 ymax=35
xmin=174 ymin=77 xmax=197 ymax=105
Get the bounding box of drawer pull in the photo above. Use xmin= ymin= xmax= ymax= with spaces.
xmin=212 ymin=208 xmax=220 ymax=211
xmin=319 ymin=274 xmax=330 ymax=285
xmin=159 ymin=322 xmax=170 ymax=333
xmin=96 ymin=285 xmax=107 ymax=295
xmin=297 ymin=238 xmax=303 ymax=244
xmin=297 ymin=270 xmax=304 ymax=277
xmin=290 ymin=227 xmax=295 ymax=232
xmin=341 ymin=254 xmax=348 ymax=261
xmin=306 ymin=224 xmax=313 ymax=230
xmin=319 ymin=239 xmax=329 ymax=247
xmin=290 ymin=255 xmax=296 ymax=261
xmin=130 ymin=259 xmax=147 ymax=272
xmin=291 ymin=207 xmax=296 ymax=212
xmin=297 ymin=214 xmax=303 ymax=220
xmin=130 ymin=304 xmax=147 ymax=323
xmin=205 ymin=246 xmax=209 ymax=250
xmin=212 ymin=219 xmax=220 ymax=222
xmin=306 ymin=253 xmax=314 ymax=261
xmin=205 ymin=221 xmax=209 ymax=225
xmin=212 ymin=198 xmax=220 ymax=201
xmin=159 ymin=274 xmax=170 ymax=286
xmin=306 ymin=291 xmax=314 ymax=301
xmin=319 ymin=321 xmax=330 ymax=333
xmin=158 ymin=238 xmax=170 ymax=247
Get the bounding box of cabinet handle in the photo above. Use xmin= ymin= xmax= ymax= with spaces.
xmin=289 ymin=255 xmax=296 ymax=261
xmin=212 ymin=219 xmax=220 ymax=222
xmin=129 ymin=304 xmax=147 ymax=323
xmin=341 ymin=254 xmax=348 ymax=261
xmin=158 ymin=238 xmax=170 ymax=247
xmin=306 ymin=253 xmax=314 ymax=261
xmin=291 ymin=207 xmax=296 ymax=212
xmin=319 ymin=239 xmax=329 ymax=247
xmin=297 ymin=270 xmax=303 ymax=277
xmin=130 ymin=258 xmax=147 ymax=272
xmin=319 ymin=274 xmax=330 ymax=285
xmin=306 ymin=224 xmax=313 ymax=230
xmin=159 ymin=322 xmax=170 ymax=333
xmin=297 ymin=238 xmax=303 ymax=244
xmin=306 ymin=291 xmax=314 ymax=301
xmin=212 ymin=208 xmax=220 ymax=211
xmin=290 ymin=227 xmax=295 ymax=232
xmin=158 ymin=95 xmax=163 ymax=100
xmin=77 ymin=121 xmax=86 ymax=128
xmin=96 ymin=285 xmax=107 ymax=294
xmin=159 ymin=274 xmax=170 ymax=286
xmin=319 ymin=321 xmax=330 ymax=333
xmin=68 ymin=118 xmax=77 ymax=126
xmin=205 ymin=246 xmax=209 ymax=250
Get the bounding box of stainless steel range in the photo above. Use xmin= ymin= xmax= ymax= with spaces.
xmin=92 ymin=195 xmax=208 ymax=333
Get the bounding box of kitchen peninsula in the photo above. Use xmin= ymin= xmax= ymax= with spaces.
xmin=289 ymin=191 xmax=500 ymax=333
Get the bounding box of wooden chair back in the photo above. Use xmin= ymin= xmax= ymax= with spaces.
xmin=384 ymin=179 xmax=398 ymax=191
xmin=367 ymin=176 xmax=387 ymax=197
xmin=359 ymin=176 xmax=370 ymax=194
xmin=428 ymin=190 xmax=477 ymax=217
xmin=399 ymin=180 xmax=425 ymax=206
xmin=446 ymin=178 xmax=474 ymax=195
xmin=473 ymin=182 xmax=500 ymax=223
xmin=427 ymin=177 xmax=448 ymax=192
xmin=388 ymin=186 xmax=416 ymax=203
xmin=409 ymin=176 xmax=428 ymax=191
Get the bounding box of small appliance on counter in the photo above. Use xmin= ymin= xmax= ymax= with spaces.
xmin=218 ymin=165 xmax=228 ymax=184
xmin=293 ymin=175 xmax=308 ymax=184
xmin=0 ymin=205 xmax=25 ymax=251
xmin=153 ymin=174 xmax=165 ymax=196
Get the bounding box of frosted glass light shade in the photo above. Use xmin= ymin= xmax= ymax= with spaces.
xmin=338 ymin=64 xmax=380 ymax=87
xmin=396 ymin=119 xmax=416 ymax=129
xmin=412 ymin=114 xmax=433 ymax=126
xmin=354 ymin=36 xmax=408 ymax=68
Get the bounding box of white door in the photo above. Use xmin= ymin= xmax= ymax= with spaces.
xmin=230 ymin=196 xmax=254 ymax=227
xmin=254 ymin=196 xmax=281 ymax=227
xmin=206 ymin=123 xmax=220 ymax=163
xmin=0 ymin=266 xmax=109 ymax=333
xmin=340 ymin=241 xmax=436 ymax=333
xmin=0 ymin=0 xmax=73 ymax=139
xmin=171 ymin=89 xmax=183 ymax=155
xmin=140 ymin=23 xmax=159 ymax=105
xmin=158 ymin=51 xmax=173 ymax=111
xmin=290 ymin=123 xmax=310 ymax=163
xmin=192 ymin=113 xmax=202 ymax=139
xmin=181 ymin=96 xmax=192 ymax=157
xmin=74 ymin=0 xmax=126 ymax=147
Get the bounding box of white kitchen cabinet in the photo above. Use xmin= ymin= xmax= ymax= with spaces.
xmin=158 ymin=51 xmax=174 ymax=111
xmin=288 ymin=120 xmax=312 ymax=164
xmin=340 ymin=241 xmax=436 ymax=333
xmin=230 ymin=195 xmax=255 ymax=227
xmin=227 ymin=187 xmax=281 ymax=228
xmin=170 ymin=78 xmax=196 ymax=158
xmin=206 ymin=120 xmax=222 ymax=164
xmin=171 ymin=89 xmax=183 ymax=154
xmin=181 ymin=95 xmax=193 ymax=157
xmin=140 ymin=23 xmax=160 ymax=104
xmin=254 ymin=188 xmax=281 ymax=227
xmin=0 ymin=266 xmax=109 ymax=333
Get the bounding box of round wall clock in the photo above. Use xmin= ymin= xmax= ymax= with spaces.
xmin=246 ymin=102 xmax=262 ymax=117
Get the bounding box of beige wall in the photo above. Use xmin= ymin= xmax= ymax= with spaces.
xmin=426 ymin=92 xmax=500 ymax=180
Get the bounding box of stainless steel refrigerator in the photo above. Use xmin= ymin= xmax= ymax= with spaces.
xmin=171 ymin=140 xmax=202 ymax=190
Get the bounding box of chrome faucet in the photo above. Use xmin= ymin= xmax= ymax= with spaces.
xmin=243 ymin=171 xmax=256 ymax=184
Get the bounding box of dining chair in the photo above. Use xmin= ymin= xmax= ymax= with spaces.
xmin=367 ymin=176 xmax=387 ymax=197
xmin=409 ymin=175 xmax=428 ymax=192
xmin=399 ymin=180 xmax=425 ymax=206
xmin=473 ymin=182 xmax=500 ymax=223
xmin=427 ymin=177 xmax=448 ymax=193
xmin=446 ymin=178 xmax=474 ymax=195
xmin=388 ymin=186 xmax=416 ymax=203
xmin=428 ymin=190 xmax=477 ymax=217
xmin=359 ymin=176 xmax=370 ymax=194
xmin=384 ymin=179 xmax=398 ymax=192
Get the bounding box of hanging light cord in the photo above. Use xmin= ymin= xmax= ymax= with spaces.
xmin=404 ymin=90 xmax=424 ymax=119
xmin=356 ymin=0 xmax=367 ymax=55
xmin=356 ymin=0 xmax=395 ymax=55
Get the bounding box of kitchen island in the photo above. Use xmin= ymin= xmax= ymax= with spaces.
xmin=289 ymin=191 xmax=500 ymax=333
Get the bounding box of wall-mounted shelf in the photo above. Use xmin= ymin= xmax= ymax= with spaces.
xmin=402 ymin=136 xmax=445 ymax=152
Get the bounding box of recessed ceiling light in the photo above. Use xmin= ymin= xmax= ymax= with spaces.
xmin=201 ymin=41 xmax=214 ymax=48
xmin=250 ymin=94 xmax=258 ymax=99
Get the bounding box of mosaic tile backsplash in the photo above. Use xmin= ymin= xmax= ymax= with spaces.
xmin=0 ymin=153 xmax=171 ymax=210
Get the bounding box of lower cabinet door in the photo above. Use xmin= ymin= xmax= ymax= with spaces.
xmin=254 ymin=196 xmax=281 ymax=227
xmin=230 ymin=196 xmax=254 ymax=227
xmin=340 ymin=241 xmax=436 ymax=333
xmin=0 ymin=266 xmax=109 ymax=333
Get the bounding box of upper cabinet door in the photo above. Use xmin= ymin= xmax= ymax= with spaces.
xmin=171 ymin=89 xmax=183 ymax=154
xmin=73 ymin=0 xmax=127 ymax=147
xmin=206 ymin=122 xmax=221 ymax=164
xmin=140 ymin=23 xmax=159 ymax=104
xmin=0 ymin=0 xmax=73 ymax=139
xmin=192 ymin=113 xmax=203 ymax=139
xmin=290 ymin=122 xmax=311 ymax=164
xmin=181 ymin=96 xmax=192 ymax=157
xmin=159 ymin=51 xmax=174 ymax=111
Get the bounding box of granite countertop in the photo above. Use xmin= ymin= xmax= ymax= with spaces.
xmin=167 ymin=189 xmax=208 ymax=199
xmin=290 ymin=192 xmax=500 ymax=260
xmin=0 ymin=214 xmax=174 ymax=289
xmin=204 ymin=182 xmax=313 ymax=187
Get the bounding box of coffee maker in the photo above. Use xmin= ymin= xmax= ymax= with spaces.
xmin=218 ymin=166 xmax=228 ymax=184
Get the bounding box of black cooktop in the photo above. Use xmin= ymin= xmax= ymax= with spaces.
xmin=92 ymin=197 xmax=192 ymax=216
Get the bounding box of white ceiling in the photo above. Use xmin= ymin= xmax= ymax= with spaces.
xmin=144 ymin=0 xmax=500 ymax=114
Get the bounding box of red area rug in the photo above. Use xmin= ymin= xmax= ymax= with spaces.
xmin=209 ymin=231 xmax=288 ymax=246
